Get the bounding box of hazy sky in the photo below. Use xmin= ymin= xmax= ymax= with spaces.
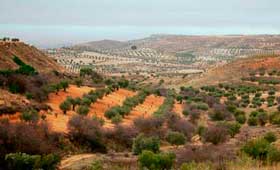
xmin=0 ymin=0 xmax=279 ymax=48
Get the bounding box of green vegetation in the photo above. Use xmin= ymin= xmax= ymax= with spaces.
xmin=166 ymin=131 xmax=186 ymax=146
xmin=138 ymin=151 xmax=175 ymax=170
xmin=132 ymin=134 xmax=160 ymax=155
xmin=5 ymin=153 xmax=60 ymax=170
xmin=242 ymin=133 xmax=280 ymax=163
xmin=105 ymin=89 xmax=149 ymax=119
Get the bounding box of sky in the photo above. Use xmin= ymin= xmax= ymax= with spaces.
xmin=0 ymin=0 xmax=279 ymax=48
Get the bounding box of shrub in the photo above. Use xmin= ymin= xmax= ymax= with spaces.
xmin=138 ymin=150 xmax=175 ymax=170
xmin=210 ymin=104 xmax=232 ymax=121
xmin=74 ymin=78 xmax=83 ymax=87
xmin=81 ymin=97 xmax=92 ymax=106
xmin=267 ymin=146 xmax=280 ymax=163
xmin=132 ymin=134 xmax=160 ymax=155
xmin=248 ymin=110 xmax=268 ymax=126
xmin=166 ymin=131 xmax=186 ymax=146
xmin=111 ymin=114 xmax=123 ymax=124
xmin=218 ymin=121 xmax=241 ymax=138
xmin=165 ymin=112 xmax=194 ymax=140
xmin=90 ymin=160 xmax=103 ymax=170
xmin=248 ymin=116 xmax=258 ymax=126
xmin=68 ymin=115 xmax=105 ymax=152
xmin=20 ymin=108 xmax=39 ymax=123
xmin=264 ymin=132 xmax=277 ymax=143
xmin=182 ymin=109 xmax=189 ymax=116
xmin=104 ymin=106 xmax=119 ymax=119
xmin=242 ymin=138 xmax=270 ymax=160
xmin=76 ymin=105 xmax=90 ymax=116
xmin=257 ymin=112 xmax=268 ymax=126
xmin=194 ymin=102 xmax=209 ymax=111
xmin=270 ymin=112 xmax=280 ymax=125
xmin=105 ymin=124 xmax=138 ymax=150
xmin=133 ymin=117 xmax=164 ymax=137
xmin=236 ymin=114 xmax=246 ymax=124
xmin=176 ymin=145 xmax=234 ymax=166
xmin=5 ymin=152 xmax=40 ymax=170
xmin=202 ymin=125 xmax=228 ymax=145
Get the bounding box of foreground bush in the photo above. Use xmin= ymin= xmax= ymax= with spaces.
xmin=68 ymin=115 xmax=106 ymax=152
xmin=132 ymin=134 xmax=160 ymax=155
xmin=105 ymin=124 xmax=138 ymax=151
xmin=138 ymin=150 xmax=175 ymax=170
xmin=133 ymin=117 xmax=164 ymax=137
xmin=241 ymin=135 xmax=280 ymax=163
xmin=242 ymin=138 xmax=270 ymax=160
xmin=5 ymin=152 xmax=60 ymax=170
xmin=264 ymin=132 xmax=277 ymax=143
xmin=202 ymin=125 xmax=228 ymax=145
xmin=176 ymin=144 xmax=234 ymax=167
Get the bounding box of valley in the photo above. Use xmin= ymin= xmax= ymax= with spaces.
xmin=1 ymin=37 xmax=280 ymax=170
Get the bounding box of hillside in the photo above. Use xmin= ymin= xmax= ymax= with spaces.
xmin=72 ymin=39 xmax=130 ymax=51
xmin=0 ymin=41 xmax=63 ymax=72
xmin=187 ymin=54 xmax=280 ymax=87
xmin=71 ymin=34 xmax=280 ymax=54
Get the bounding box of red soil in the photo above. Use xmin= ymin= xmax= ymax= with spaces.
xmin=89 ymin=89 xmax=137 ymax=128
xmin=172 ymin=101 xmax=183 ymax=117
xmin=122 ymin=94 xmax=165 ymax=126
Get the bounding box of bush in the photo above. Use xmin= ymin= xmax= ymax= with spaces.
xmin=5 ymin=152 xmax=40 ymax=170
xmin=133 ymin=117 xmax=164 ymax=137
xmin=74 ymin=78 xmax=83 ymax=87
xmin=242 ymin=138 xmax=270 ymax=160
xmin=202 ymin=125 xmax=228 ymax=145
xmin=194 ymin=102 xmax=209 ymax=111
xmin=165 ymin=112 xmax=194 ymax=140
xmin=270 ymin=112 xmax=280 ymax=125
xmin=138 ymin=150 xmax=175 ymax=170
xmin=248 ymin=116 xmax=258 ymax=126
xmin=236 ymin=114 xmax=246 ymax=124
xmin=264 ymin=132 xmax=277 ymax=143
xmin=111 ymin=114 xmax=123 ymax=124
xmin=0 ymin=121 xmax=60 ymax=156
xmin=248 ymin=110 xmax=268 ymax=126
xmin=182 ymin=109 xmax=189 ymax=116
xmin=105 ymin=124 xmax=138 ymax=150
xmin=68 ymin=115 xmax=106 ymax=152
xmin=20 ymin=108 xmax=39 ymax=123
xmin=166 ymin=131 xmax=186 ymax=146
xmin=218 ymin=121 xmax=241 ymax=138
xmin=267 ymin=146 xmax=280 ymax=163
xmin=210 ymin=104 xmax=232 ymax=121
xmin=76 ymin=105 xmax=90 ymax=116
xmin=132 ymin=134 xmax=160 ymax=155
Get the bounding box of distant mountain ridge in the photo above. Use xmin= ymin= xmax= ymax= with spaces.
xmin=71 ymin=34 xmax=280 ymax=54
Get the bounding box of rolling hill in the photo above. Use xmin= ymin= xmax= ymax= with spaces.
xmin=187 ymin=54 xmax=280 ymax=87
xmin=0 ymin=41 xmax=63 ymax=72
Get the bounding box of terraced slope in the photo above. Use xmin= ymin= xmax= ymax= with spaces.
xmin=122 ymin=94 xmax=165 ymax=126
xmin=89 ymin=89 xmax=137 ymax=127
